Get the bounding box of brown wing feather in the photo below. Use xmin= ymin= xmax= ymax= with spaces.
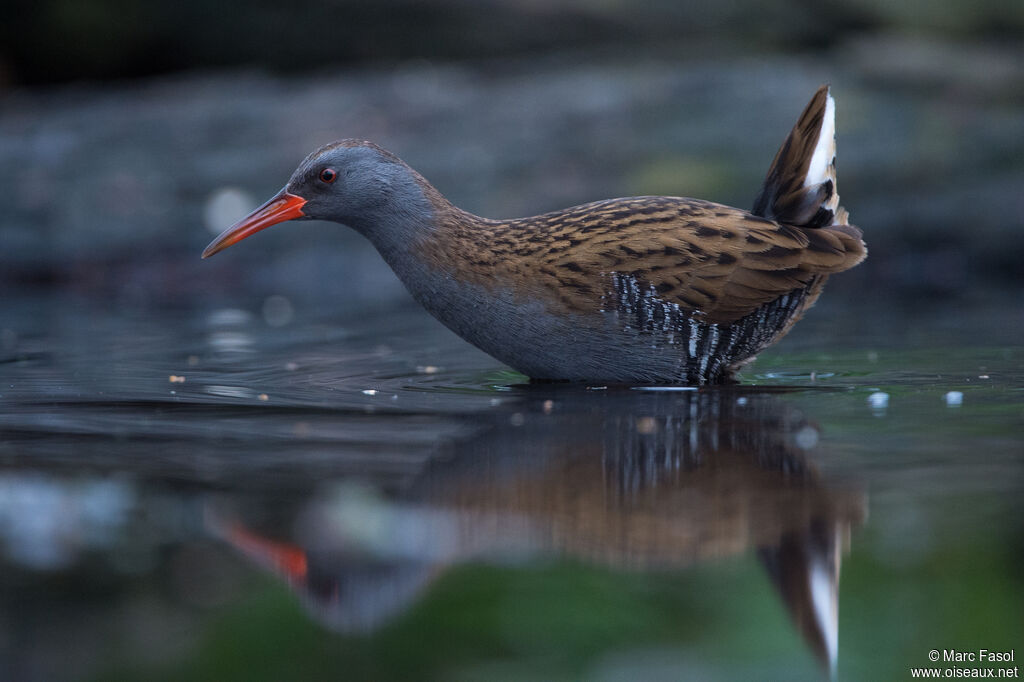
xmin=533 ymin=198 xmax=864 ymax=324
xmin=426 ymin=196 xmax=864 ymax=326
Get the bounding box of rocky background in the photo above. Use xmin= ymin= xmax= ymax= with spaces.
xmin=1 ymin=0 xmax=1022 ymax=318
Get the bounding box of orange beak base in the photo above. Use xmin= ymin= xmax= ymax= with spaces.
xmin=202 ymin=191 xmax=307 ymax=258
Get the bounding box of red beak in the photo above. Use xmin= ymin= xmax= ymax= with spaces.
xmin=202 ymin=191 xmax=307 ymax=258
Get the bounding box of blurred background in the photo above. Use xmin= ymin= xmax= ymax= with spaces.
xmin=1 ymin=2 xmax=1023 ymax=681
xmin=2 ymin=0 xmax=1023 ymax=315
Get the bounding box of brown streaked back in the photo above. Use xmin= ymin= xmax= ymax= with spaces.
xmin=423 ymin=195 xmax=865 ymax=325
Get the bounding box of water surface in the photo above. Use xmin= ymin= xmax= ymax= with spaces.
xmin=1 ymin=291 xmax=1021 ymax=682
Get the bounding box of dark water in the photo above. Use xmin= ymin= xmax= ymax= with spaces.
xmin=1 ymin=290 xmax=1021 ymax=682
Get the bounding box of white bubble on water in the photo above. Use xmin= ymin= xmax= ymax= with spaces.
xmin=262 ymin=295 xmax=293 ymax=327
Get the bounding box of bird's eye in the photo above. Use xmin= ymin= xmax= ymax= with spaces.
xmin=319 ymin=168 xmax=337 ymax=184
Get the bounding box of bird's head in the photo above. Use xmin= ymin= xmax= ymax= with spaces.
xmin=202 ymin=140 xmax=430 ymax=258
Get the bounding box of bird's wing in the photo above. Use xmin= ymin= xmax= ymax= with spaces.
xmin=541 ymin=198 xmax=865 ymax=325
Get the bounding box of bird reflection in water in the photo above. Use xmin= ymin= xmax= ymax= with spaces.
xmin=206 ymin=389 xmax=864 ymax=671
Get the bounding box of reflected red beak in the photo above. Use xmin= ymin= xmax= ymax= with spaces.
xmin=202 ymin=191 xmax=307 ymax=258
xmin=221 ymin=521 xmax=309 ymax=582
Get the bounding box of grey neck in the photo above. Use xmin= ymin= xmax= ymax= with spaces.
xmin=347 ymin=178 xmax=439 ymax=267
xmin=349 ymin=188 xmax=465 ymax=314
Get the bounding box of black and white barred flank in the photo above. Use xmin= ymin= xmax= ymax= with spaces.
xmin=607 ymin=272 xmax=818 ymax=384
